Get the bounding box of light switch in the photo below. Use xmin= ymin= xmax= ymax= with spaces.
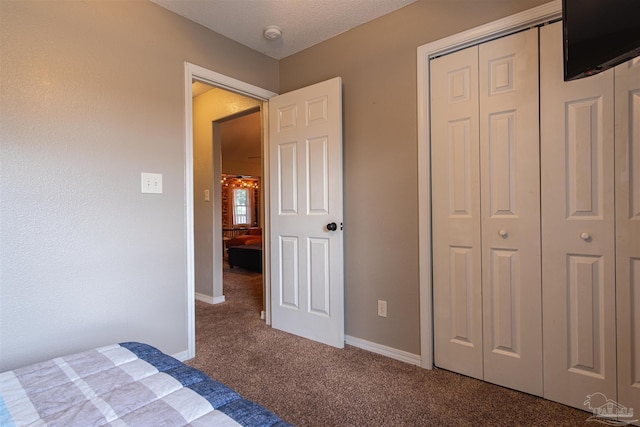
xmin=141 ymin=173 xmax=163 ymax=194
xmin=204 ymin=189 xmax=210 ymax=201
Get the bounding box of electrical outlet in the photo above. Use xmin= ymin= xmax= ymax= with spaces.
xmin=377 ymin=300 xmax=387 ymax=318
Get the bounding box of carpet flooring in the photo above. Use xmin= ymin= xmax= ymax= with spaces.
xmin=186 ymin=262 xmax=591 ymax=426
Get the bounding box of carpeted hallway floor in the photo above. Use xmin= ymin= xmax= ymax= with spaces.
xmin=186 ymin=262 xmax=591 ymax=426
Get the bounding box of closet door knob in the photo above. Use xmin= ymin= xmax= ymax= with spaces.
xmin=498 ymin=229 xmax=507 ymax=237
xmin=580 ymin=232 xmax=590 ymax=240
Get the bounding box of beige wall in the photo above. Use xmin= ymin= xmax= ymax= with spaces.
xmin=280 ymin=0 xmax=550 ymax=354
xmin=0 ymin=0 xmax=277 ymax=370
xmin=221 ymin=112 xmax=263 ymax=178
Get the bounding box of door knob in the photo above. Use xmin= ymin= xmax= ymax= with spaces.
xmin=498 ymin=229 xmax=508 ymax=237
xmin=580 ymin=232 xmax=590 ymax=240
xmin=327 ymin=222 xmax=337 ymax=231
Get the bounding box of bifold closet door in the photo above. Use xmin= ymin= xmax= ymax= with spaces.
xmin=431 ymin=45 xmax=483 ymax=380
xmin=478 ymin=29 xmax=542 ymax=396
xmin=431 ymin=28 xmax=542 ymax=393
xmin=540 ymin=22 xmax=617 ymax=408
xmin=615 ymin=58 xmax=640 ymax=416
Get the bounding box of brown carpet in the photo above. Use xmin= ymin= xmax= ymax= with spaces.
xmin=187 ymin=263 xmax=591 ymax=426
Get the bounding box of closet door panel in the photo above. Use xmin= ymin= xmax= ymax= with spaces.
xmin=540 ymin=22 xmax=617 ymax=409
xmin=615 ymin=57 xmax=640 ymax=420
xmin=431 ymin=45 xmax=483 ymax=379
xmin=479 ymin=28 xmax=542 ymax=396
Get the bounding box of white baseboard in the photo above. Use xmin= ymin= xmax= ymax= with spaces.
xmin=176 ymin=337 xmax=420 ymax=366
xmin=345 ymin=335 xmax=422 ymax=366
xmin=195 ymin=292 xmax=225 ymax=305
xmin=172 ymin=349 xmax=190 ymax=362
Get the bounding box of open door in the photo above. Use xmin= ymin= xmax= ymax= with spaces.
xmin=268 ymin=77 xmax=344 ymax=348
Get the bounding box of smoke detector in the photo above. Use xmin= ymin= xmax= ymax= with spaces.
xmin=263 ymin=25 xmax=282 ymax=40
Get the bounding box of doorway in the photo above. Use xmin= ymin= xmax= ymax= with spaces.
xmin=194 ymin=85 xmax=264 ymax=301
xmin=184 ymin=63 xmax=277 ymax=360
xmin=186 ymin=64 xmax=346 ymax=357
xmin=193 ymin=83 xmax=262 ymax=303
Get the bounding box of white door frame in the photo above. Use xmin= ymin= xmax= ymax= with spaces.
xmin=184 ymin=62 xmax=277 ymax=360
xmin=416 ymin=0 xmax=561 ymax=369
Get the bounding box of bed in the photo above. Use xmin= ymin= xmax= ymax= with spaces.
xmin=0 ymin=342 xmax=292 ymax=426
xmin=228 ymin=243 xmax=263 ymax=273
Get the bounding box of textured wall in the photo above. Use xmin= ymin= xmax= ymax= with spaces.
xmin=279 ymin=0 xmax=551 ymax=355
xmin=0 ymin=0 xmax=277 ymax=370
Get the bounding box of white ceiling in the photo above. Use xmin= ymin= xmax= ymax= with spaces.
xmin=150 ymin=0 xmax=417 ymax=60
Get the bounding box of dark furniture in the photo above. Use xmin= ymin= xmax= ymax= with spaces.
xmin=228 ymin=243 xmax=262 ymax=272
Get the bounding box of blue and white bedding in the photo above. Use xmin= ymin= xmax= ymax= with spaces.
xmin=0 ymin=342 xmax=292 ymax=427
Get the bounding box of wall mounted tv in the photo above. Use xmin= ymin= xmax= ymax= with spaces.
xmin=562 ymin=0 xmax=640 ymax=81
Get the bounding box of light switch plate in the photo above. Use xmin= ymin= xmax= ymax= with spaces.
xmin=141 ymin=172 xmax=163 ymax=194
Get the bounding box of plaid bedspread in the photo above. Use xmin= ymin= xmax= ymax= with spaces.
xmin=0 ymin=342 xmax=292 ymax=427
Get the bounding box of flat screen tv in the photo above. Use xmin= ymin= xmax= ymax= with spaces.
xmin=562 ymin=0 xmax=640 ymax=81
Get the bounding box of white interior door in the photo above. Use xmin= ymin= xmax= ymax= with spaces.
xmin=268 ymin=77 xmax=344 ymax=348
xmin=540 ymin=22 xmax=617 ymax=408
xmin=478 ymin=28 xmax=542 ymax=396
xmin=431 ymin=45 xmax=483 ymax=380
xmin=615 ymin=58 xmax=640 ymax=419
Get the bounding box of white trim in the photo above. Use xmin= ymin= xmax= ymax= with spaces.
xmin=195 ymin=292 xmax=213 ymax=304
xmin=346 ymin=336 xmax=422 ymax=366
xmin=417 ymin=0 xmax=561 ymax=60
xmin=172 ymin=350 xmax=190 ymax=362
xmin=188 ymin=63 xmax=277 ymax=101
xmin=261 ymin=102 xmax=272 ymax=325
xmin=416 ymin=43 xmax=432 ymax=369
xmin=211 ymin=123 xmax=224 ymax=304
xmin=195 ymin=292 xmax=226 ymax=305
xmin=184 ymin=63 xmax=277 ymax=360
xmin=185 ymin=63 xmax=196 ymax=361
xmin=416 ymin=1 xmax=562 ymax=369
